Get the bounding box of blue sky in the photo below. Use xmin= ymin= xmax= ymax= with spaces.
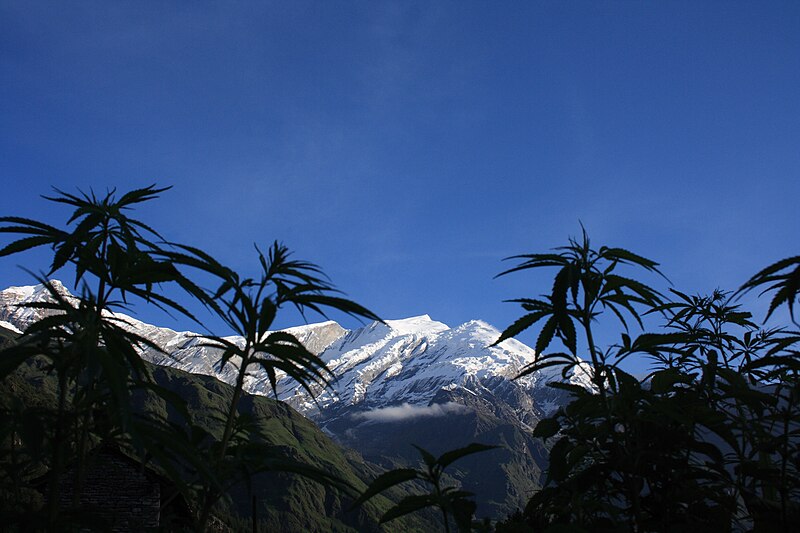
xmin=1 ymin=2 xmax=798 ymax=351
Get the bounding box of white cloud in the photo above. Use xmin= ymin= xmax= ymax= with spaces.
xmin=352 ymin=401 xmax=469 ymax=423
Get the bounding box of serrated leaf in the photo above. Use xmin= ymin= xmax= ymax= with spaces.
xmin=536 ymin=315 xmax=558 ymax=354
xmin=0 ymin=235 xmax=56 ymax=257
xmin=437 ymin=442 xmax=498 ymax=469
xmin=412 ymin=444 xmax=437 ymax=470
xmin=558 ymin=312 xmax=577 ymax=355
xmin=349 ymin=468 xmax=419 ymax=508
xmin=492 ymin=311 xmax=548 ymax=346
xmin=380 ymin=494 xmax=437 ymax=523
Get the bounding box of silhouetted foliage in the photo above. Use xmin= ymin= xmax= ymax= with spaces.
xmin=2 ymin=188 xmax=798 ymax=532
xmin=352 ymin=442 xmax=497 ymax=533
xmin=497 ymin=229 xmax=800 ymax=532
xmin=739 ymin=255 xmax=800 ymax=324
xmin=0 ymin=186 xmax=379 ymax=532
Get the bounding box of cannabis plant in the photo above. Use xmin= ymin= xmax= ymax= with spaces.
xmin=0 ymin=186 xmax=195 ymax=528
xmin=0 ymin=186 xmax=379 ymax=532
xmin=497 ymin=229 xmax=800 ymax=532
xmin=157 ymin=240 xmax=380 ymax=530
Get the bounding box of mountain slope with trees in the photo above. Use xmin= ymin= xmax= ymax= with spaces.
xmin=0 ymin=323 xmax=437 ymax=531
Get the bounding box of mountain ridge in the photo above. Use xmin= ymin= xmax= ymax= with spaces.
xmin=0 ymin=281 xmax=591 ymax=417
xmin=0 ymin=281 xmax=589 ymax=517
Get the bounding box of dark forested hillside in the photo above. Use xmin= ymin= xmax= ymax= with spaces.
xmin=0 ymin=323 xmax=438 ymax=532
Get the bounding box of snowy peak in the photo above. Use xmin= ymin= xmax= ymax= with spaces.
xmin=383 ymin=314 xmax=449 ymax=336
xmin=0 ymin=280 xmax=71 ymax=330
xmin=280 ymin=321 xmax=347 ymax=356
xmin=277 ymin=312 xmax=587 ymax=417
xmin=9 ymin=279 xmax=68 ymax=298
xmin=320 ymin=315 xmax=448 ymax=361
xmin=0 ymin=282 xmax=588 ymax=420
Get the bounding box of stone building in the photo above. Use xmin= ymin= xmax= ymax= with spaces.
xmin=54 ymin=444 xmax=187 ymax=531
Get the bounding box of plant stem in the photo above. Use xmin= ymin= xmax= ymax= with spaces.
xmin=199 ymin=344 xmax=249 ymax=532
xmin=47 ymin=370 xmax=68 ymax=526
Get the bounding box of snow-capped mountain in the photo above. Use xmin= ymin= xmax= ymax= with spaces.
xmin=0 ymin=281 xmax=588 ymax=516
xmin=281 ymin=314 xmax=594 ymax=424
xmin=0 ymin=282 xmax=589 ymax=420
